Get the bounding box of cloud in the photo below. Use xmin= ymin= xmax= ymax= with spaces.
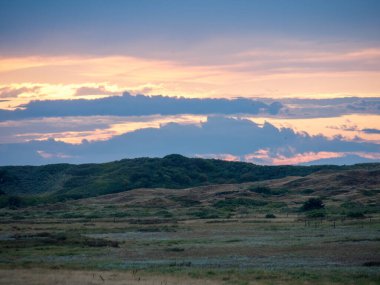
xmin=0 ymin=116 xmax=112 ymax=143
xmin=0 ymin=86 xmax=41 ymax=98
xmin=0 ymin=92 xmax=283 ymax=120
xmin=362 ymin=128 xmax=380 ymax=134
xmin=1 ymin=43 xmax=380 ymax=104
xmin=1 ymin=84 xmax=379 ymax=120
xmin=195 ymin=153 xmax=240 ymax=162
xmin=0 ymin=116 xmax=378 ymax=166
xmin=0 ymin=83 xmax=133 ymax=110
xmin=74 ymin=85 xmax=118 ymax=96
xmin=280 ymin=97 xmax=380 ymax=118
xmin=243 ymin=150 xmax=345 ymax=165
xmin=36 ymin=150 xmax=73 ymax=159
xmin=0 ymin=114 xmax=206 ymax=144
xmin=327 ymin=124 xmax=359 ymax=132
xmin=298 ymin=154 xmax=380 ymax=166
xmin=347 ymin=99 xmax=380 ymax=113
xmin=241 ymin=149 xmax=380 ymax=165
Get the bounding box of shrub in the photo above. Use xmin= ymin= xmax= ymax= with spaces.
xmin=300 ymin=198 xmax=324 ymax=211
xmin=346 ymin=211 xmax=365 ymax=219
xmin=165 ymin=247 xmax=185 ymax=252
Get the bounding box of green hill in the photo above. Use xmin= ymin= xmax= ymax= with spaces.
xmin=0 ymin=154 xmax=378 ymax=205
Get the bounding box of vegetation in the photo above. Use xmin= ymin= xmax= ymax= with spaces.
xmin=346 ymin=211 xmax=365 ymax=219
xmin=300 ymin=198 xmax=325 ymax=211
xmin=0 ymin=161 xmax=379 ymax=285
xmin=249 ymin=185 xmax=273 ymax=195
xmin=214 ymin=198 xmax=267 ymax=210
xmin=1 ymin=154 xmax=377 ymax=206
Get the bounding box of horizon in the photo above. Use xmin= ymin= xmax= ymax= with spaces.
xmin=2 ymin=153 xmax=379 ymax=168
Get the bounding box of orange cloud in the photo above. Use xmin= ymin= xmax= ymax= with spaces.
xmin=0 ymin=44 xmax=379 ymax=107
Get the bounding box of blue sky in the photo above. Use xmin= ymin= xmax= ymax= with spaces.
xmin=1 ymin=0 xmax=380 ymax=56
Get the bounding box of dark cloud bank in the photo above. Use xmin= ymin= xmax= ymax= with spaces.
xmin=1 ymin=92 xmax=379 ymax=121
xmin=362 ymin=128 xmax=380 ymax=134
xmin=0 ymin=92 xmax=282 ymax=120
xmin=279 ymin=97 xmax=380 ymax=118
xmin=0 ymin=116 xmax=378 ymax=166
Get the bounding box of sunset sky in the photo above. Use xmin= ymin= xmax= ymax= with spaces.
xmin=0 ymin=0 xmax=379 ymax=165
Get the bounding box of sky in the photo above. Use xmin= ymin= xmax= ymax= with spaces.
xmin=0 ymin=0 xmax=379 ymax=165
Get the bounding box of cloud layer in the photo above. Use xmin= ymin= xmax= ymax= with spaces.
xmin=1 ymin=90 xmax=380 ymax=121
xmin=0 ymin=92 xmax=282 ymax=120
xmin=0 ymin=116 xmax=378 ymax=166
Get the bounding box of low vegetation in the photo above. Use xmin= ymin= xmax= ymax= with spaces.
xmin=0 ymin=157 xmax=379 ymax=284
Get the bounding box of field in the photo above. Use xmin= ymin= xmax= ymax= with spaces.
xmin=1 ymin=214 xmax=379 ymax=284
xmin=1 ymin=167 xmax=379 ymax=284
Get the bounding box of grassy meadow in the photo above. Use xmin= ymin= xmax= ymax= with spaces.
xmin=0 ymin=167 xmax=379 ymax=284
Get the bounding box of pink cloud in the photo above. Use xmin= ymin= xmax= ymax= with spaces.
xmin=74 ymin=85 xmax=116 ymax=96
xmin=270 ymin=152 xmax=344 ymax=165
xmin=195 ymin=153 xmax=240 ymax=162
xmin=244 ymin=150 xmax=380 ymax=165
xmin=36 ymin=150 xmax=73 ymax=159
xmin=244 ymin=149 xmax=345 ymax=165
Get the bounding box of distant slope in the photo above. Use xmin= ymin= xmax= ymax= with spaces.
xmin=84 ymin=168 xmax=380 ymax=213
xmin=0 ymin=154 xmax=378 ymax=201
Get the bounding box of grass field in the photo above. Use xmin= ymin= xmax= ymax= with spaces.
xmin=0 ymin=216 xmax=379 ymax=284
xmin=0 ymin=173 xmax=379 ymax=284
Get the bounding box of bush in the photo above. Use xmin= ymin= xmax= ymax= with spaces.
xmin=300 ymin=198 xmax=324 ymax=211
xmin=346 ymin=211 xmax=365 ymax=219
xmin=265 ymin=213 xmax=276 ymax=219
xmin=165 ymin=247 xmax=185 ymax=252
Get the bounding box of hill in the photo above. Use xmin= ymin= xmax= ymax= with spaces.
xmin=78 ymin=167 xmax=379 ymax=218
xmin=0 ymin=154 xmax=379 ymax=205
xmin=1 ymin=163 xmax=379 ymax=221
